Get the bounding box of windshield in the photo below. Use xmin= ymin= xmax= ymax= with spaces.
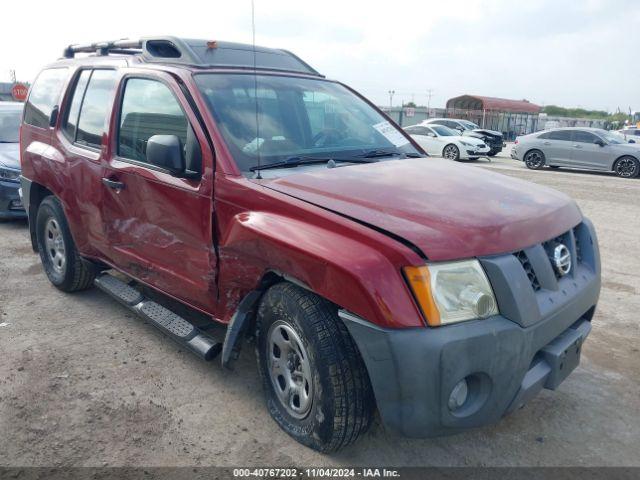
xmin=431 ymin=125 xmax=457 ymax=136
xmin=195 ymin=74 xmax=420 ymax=172
xmin=460 ymin=120 xmax=479 ymax=130
xmin=599 ymin=130 xmax=625 ymax=144
xmin=0 ymin=108 xmax=22 ymax=143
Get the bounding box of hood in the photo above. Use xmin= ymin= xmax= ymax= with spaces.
xmin=0 ymin=143 xmax=20 ymax=170
xmin=467 ymin=129 xmax=502 ymax=139
xmin=455 ymin=135 xmax=485 ymax=146
xmin=613 ymin=142 xmax=640 ymax=151
xmin=264 ymin=158 xmax=582 ymax=261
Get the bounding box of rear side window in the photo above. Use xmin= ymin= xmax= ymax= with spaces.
xmin=405 ymin=126 xmax=430 ymax=135
xmin=118 ymin=78 xmax=201 ymax=172
xmin=76 ymin=70 xmax=117 ymax=148
xmin=62 ymin=70 xmax=92 ymax=140
xmin=23 ymin=68 xmax=68 ymax=128
xmin=545 ymin=130 xmax=572 ymax=141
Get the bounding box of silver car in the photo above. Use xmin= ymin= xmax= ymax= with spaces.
xmin=512 ymin=127 xmax=640 ymax=178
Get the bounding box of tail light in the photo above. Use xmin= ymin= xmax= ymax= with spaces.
xmin=514 ymin=139 xmax=519 ymax=144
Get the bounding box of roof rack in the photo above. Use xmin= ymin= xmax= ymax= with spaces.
xmin=62 ymin=36 xmax=323 ymax=77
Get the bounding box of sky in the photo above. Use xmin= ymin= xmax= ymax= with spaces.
xmin=0 ymin=0 xmax=637 ymax=112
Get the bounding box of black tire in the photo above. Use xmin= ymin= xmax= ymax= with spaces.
xmin=36 ymin=196 xmax=96 ymax=292
xmin=442 ymin=144 xmax=460 ymax=161
xmin=549 ymin=166 xmax=560 ymax=169
xmin=487 ymin=150 xmax=499 ymax=157
xmin=613 ymin=156 xmax=639 ymax=178
xmin=256 ymin=282 xmax=374 ymax=452
xmin=524 ymin=149 xmax=546 ymax=170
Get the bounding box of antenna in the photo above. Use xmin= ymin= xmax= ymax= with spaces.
xmin=251 ymin=0 xmax=263 ymax=179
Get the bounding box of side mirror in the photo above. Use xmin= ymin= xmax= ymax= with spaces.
xmin=427 ymin=132 xmax=436 ymax=137
xmin=146 ymin=135 xmax=185 ymax=175
xmin=594 ymin=139 xmax=606 ymax=147
xmin=49 ymin=105 xmax=59 ymax=128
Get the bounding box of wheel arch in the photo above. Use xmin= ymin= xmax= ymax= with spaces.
xmin=26 ymin=181 xmax=55 ymax=252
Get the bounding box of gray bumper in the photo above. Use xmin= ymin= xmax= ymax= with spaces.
xmin=0 ymin=179 xmax=26 ymax=219
xmin=342 ymin=220 xmax=600 ymax=438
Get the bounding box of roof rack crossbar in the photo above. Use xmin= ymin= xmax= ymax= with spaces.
xmin=63 ymin=39 xmax=143 ymax=58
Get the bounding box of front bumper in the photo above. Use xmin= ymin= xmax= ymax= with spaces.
xmin=341 ymin=219 xmax=600 ymax=437
xmin=0 ymin=179 xmax=26 ymax=219
xmin=465 ymin=147 xmax=491 ymax=158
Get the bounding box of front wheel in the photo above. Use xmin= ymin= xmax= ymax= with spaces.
xmin=256 ymin=283 xmax=374 ymax=452
xmin=613 ymin=156 xmax=639 ymax=178
xmin=442 ymin=144 xmax=460 ymax=161
xmin=487 ymin=150 xmax=499 ymax=157
xmin=524 ymin=149 xmax=546 ymax=170
xmin=36 ymin=196 xmax=96 ymax=292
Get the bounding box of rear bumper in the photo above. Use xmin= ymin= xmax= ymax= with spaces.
xmin=342 ymin=220 xmax=600 ymax=438
xmin=0 ymin=179 xmax=26 ymax=219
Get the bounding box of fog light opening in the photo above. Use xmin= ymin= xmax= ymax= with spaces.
xmin=448 ymin=378 xmax=469 ymax=412
xmin=448 ymin=373 xmax=492 ymax=418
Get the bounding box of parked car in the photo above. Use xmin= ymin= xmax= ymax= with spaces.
xmin=616 ymin=127 xmax=640 ymax=142
xmin=423 ymin=118 xmax=505 ymax=156
xmin=404 ymin=124 xmax=490 ymax=160
xmin=513 ymin=127 xmax=640 ymax=178
xmin=0 ymin=102 xmax=26 ymax=219
xmin=20 ymin=37 xmax=600 ymax=452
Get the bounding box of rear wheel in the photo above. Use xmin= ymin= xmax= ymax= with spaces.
xmin=36 ymin=196 xmax=96 ymax=292
xmin=442 ymin=144 xmax=460 ymax=161
xmin=524 ymin=149 xmax=545 ymax=170
xmin=613 ymin=156 xmax=639 ymax=178
xmin=256 ymin=282 xmax=374 ymax=452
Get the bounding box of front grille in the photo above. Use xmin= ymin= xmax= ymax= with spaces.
xmin=515 ymin=250 xmax=541 ymax=291
xmin=513 ymin=223 xmax=592 ymax=291
xmin=574 ymin=227 xmax=583 ymax=263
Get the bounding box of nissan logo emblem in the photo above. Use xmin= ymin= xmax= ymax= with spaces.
xmin=553 ymin=244 xmax=572 ymax=276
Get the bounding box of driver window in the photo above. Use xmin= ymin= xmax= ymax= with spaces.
xmin=118 ymin=78 xmax=201 ymax=173
xmin=572 ymin=130 xmax=598 ymax=144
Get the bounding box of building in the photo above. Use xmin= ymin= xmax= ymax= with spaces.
xmin=445 ymin=95 xmax=542 ymax=139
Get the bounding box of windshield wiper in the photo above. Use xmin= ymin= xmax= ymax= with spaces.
xmin=356 ymin=149 xmax=426 ymax=159
xmin=249 ymin=156 xmax=375 ymax=172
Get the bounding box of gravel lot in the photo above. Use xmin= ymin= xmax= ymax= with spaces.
xmin=1 ymin=151 xmax=639 ymax=467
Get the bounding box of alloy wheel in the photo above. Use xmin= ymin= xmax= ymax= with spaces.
xmin=525 ymin=151 xmax=544 ymax=169
xmin=615 ymin=158 xmax=638 ymax=178
xmin=443 ymin=145 xmax=459 ymax=160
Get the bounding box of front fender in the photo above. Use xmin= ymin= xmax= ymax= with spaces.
xmin=215 ymin=209 xmax=425 ymax=329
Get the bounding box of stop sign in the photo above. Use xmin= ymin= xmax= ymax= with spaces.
xmin=11 ymin=83 xmax=29 ymax=102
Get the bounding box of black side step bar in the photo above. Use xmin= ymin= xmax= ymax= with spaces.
xmin=94 ymin=274 xmax=222 ymax=361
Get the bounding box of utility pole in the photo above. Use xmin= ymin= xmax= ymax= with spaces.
xmin=426 ymin=89 xmax=434 ymax=116
xmin=388 ymin=90 xmax=395 ymax=108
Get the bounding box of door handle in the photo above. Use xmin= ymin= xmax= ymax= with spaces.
xmin=573 ymin=144 xmax=582 ymax=148
xmin=543 ymin=141 xmax=551 ymax=145
xmin=102 ymin=178 xmax=125 ymax=190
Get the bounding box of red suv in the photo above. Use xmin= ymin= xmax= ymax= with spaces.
xmin=20 ymin=37 xmax=601 ymax=452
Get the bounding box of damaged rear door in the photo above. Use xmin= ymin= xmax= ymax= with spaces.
xmin=101 ymin=71 xmax=216 ymax=312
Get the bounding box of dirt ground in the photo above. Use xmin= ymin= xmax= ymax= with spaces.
xmin=1 ymin=153 xmax=639 ymax=467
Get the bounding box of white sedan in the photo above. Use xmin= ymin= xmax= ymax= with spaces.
xmin=404 ymin=124 xmax=491 ymax=160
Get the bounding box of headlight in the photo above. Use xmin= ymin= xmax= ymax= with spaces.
xmin=0 ymin=167 xmax=20 ymax=182
xmin=460 ymin=141 xmax=473 ymax=147
xmin=404 ymin=260 xmax=499 ymax=326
